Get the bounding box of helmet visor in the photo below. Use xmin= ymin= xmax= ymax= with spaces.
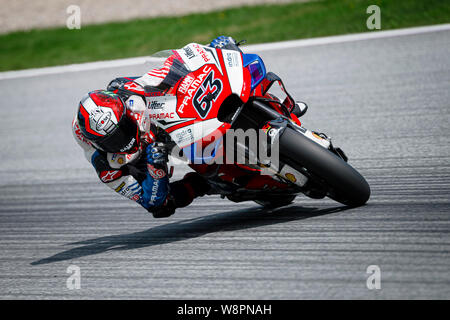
xmin=93 ymin=116 xmax=140 ymax=154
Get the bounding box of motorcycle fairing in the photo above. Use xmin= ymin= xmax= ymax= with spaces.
xmin=143 ymin=44 xmax=275 ymax=166
xmin=145 ymin=44 xmax=252 ymax=153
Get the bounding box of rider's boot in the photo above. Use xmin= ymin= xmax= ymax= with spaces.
xmin=169 ymin=172 xmax=211 ymax=208
xmin=291 ymin=101 xmax=308 ymax=118
xmin=150 ymin=172 xmax=210 ymax=218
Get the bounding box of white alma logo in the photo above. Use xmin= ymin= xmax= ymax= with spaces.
xmin=66 ymin=5 xmax=81 ymax=30
xmin=66 ymin=265 xmax=81 ymax=290
xmin=366 ymin=265 xmax=381 ymax=290
xmin=366 ymin=5 xmax=381 ymax=30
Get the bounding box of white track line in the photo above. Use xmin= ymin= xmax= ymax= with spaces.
xmin=245 ymin=23 xmax=450 ymax=52
xmin=1 ymin=23 xmax=449 ymax=80
xmin=0 ymin=56 xmax=164 ymax=80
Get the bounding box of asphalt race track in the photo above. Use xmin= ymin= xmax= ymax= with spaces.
xmin=0 ymin=28 xmax=449 ymax=299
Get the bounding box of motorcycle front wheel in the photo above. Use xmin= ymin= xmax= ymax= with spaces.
xmin=278 ymin=127 xmax=370 ymax=207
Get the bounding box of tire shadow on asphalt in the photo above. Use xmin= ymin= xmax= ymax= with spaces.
xmin=31 ymin=204 xmax=352 ymax=265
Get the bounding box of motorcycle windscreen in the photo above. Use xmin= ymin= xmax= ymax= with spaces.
xmin=242 ymin=54 xmax=266 ymax=91
xmin=150 ymin=49 xmax=175 ymax=59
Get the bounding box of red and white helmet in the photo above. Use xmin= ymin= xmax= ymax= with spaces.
xmin=76 ymin=90 xmax=140 ymax=153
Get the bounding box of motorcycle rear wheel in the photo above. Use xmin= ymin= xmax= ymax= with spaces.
xmin=278 ymin=127 xmax=370 ymax=207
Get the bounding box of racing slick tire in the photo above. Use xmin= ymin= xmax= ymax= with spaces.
xmin=278 ymin=127 xmax=370 ymax=207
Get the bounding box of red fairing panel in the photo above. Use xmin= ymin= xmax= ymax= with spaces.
xmin=175 ymin=64 xmax=232 ymax=122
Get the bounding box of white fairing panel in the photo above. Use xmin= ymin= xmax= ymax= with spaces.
xmin=177 ymin=43 xmax=218 ymax=72
xmin=144 ymin=95 xmax=195 ymax=131
xmin=171 ymin=118 xmax=223 ymax=149
xmin=143 ymin=43 xmax=245 ymax=150
xmin=221 ymin=49 xmax=243 ymax=96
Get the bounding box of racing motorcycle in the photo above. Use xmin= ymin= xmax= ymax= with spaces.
xmin=110 ymin=42 xmax=370 ymax=208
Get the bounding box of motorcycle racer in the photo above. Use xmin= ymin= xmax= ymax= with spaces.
xmin=72 ymin=36 xmax=238 ymax=218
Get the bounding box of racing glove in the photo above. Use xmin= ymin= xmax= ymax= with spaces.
xmin=210 ymin=36 xmax=236 ymax=48
xmin=139 ymin=142 xmax=170 ymax=212
xmin=209 ymin=36 xmax=242 ymax=52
